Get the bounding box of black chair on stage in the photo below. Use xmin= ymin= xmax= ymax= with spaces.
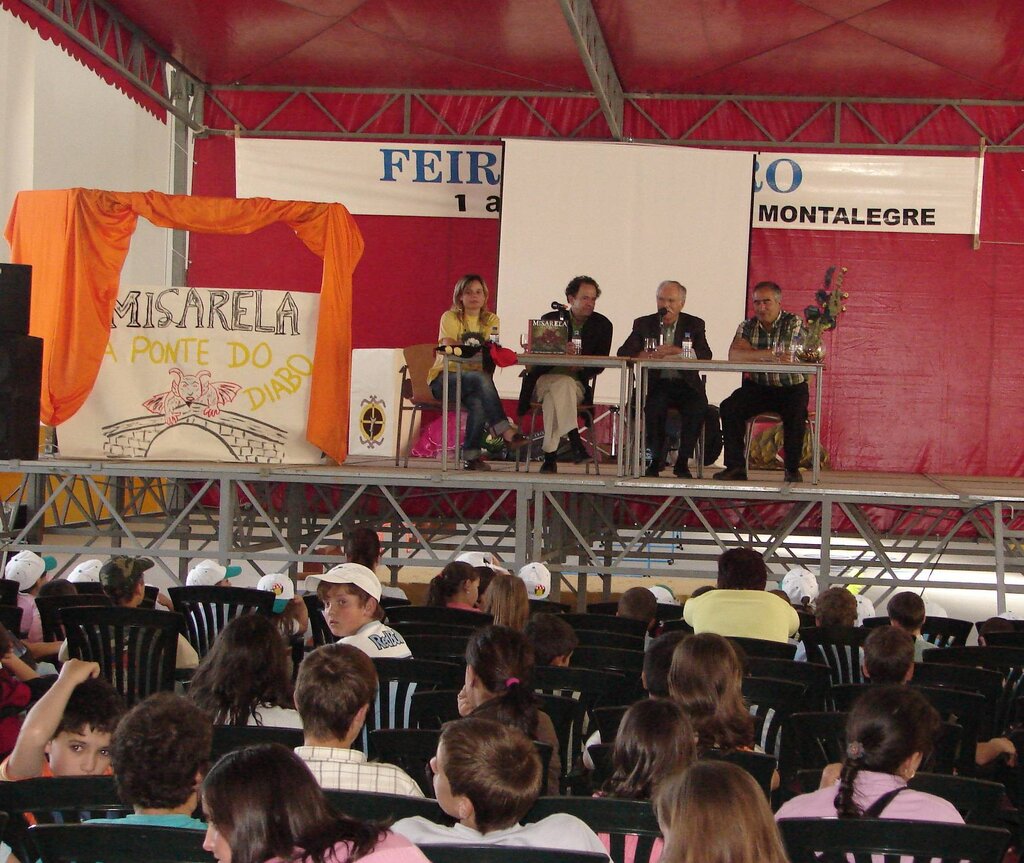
xmin=29 ymin=823 xmax=213 ymax=863
xmin=386 ymin=605 xmax=492 ymax=627
xmin=799 ymin=625 xmax=869 ymax=686
xmin=168 ymin=585 xmax=274 ymax=658
xmin=301 ymin=593 xmax=335 ymax=647
xmin=560 ymin=613 xmax=648 ymax=638
xmin=523 ymin=796 xmax=662 ymax=863
xmin=35 ymin=593 xmax=110 ymax=642
xmin=209 ymin=724 xmax=304 ymax=763
xmin=60 ymin=606 xmax=180 ymax=705
xmin=728 ymin=635 xmax=796 ymax=660
xmin=777 ymin=818 xmax=1011 ymax=863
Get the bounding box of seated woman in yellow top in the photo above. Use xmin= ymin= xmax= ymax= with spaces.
xmin=428 ymin=274 xmax=527 ymax=470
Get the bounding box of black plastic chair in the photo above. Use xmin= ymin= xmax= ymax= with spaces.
xmin=742 ymin=675 xmax=806 ymax=759
xmin=911 ymin=661 xmax=1004 ymax=740
xmin=746 ymin=656 xmax=831 ymax=711
xmin=210 ymin=724 xmax=304 ymax=762
xmin=0 ymin=579 xmax=19 ymax=606
xmin=700 ymin=748 xmax=776 ymax=799
xmin=371 ymin=657 xmax=465 ymax=731
xmin=777 ymin=817 xmax=1011 ymax=863
xmin=571 ymin=645 xmax=645 ymax=677
xmin=35 ymin=593 xmax=110 ymax=642
xmin=29 ymin=823 xmax=212 ymax=863
xmin=536 ymin=692 xmax=585 ymax=779
xmin=660 ymin=618 xmax=694 ymax=634
xmin=302 ymin=593 xmax=335 ymax=647
xmin=561 ymin=613 xmax=648 ymax=638
xmin=418 ymin=846 xmax=607 ymax=863
xmin=574 ymin=628 xmax=645 ymax=651
xmin=391 ymin=621 xmax=480 ymax=639
xmin=367 ymin=727 xmax=441 ymax=796
xmin=590 ymin=705 xmax=628 ymax=742
xmin=408 ymin=689 xmax=462 ymax=729
xmin=923 ymin=645 xmax=1024 ymax=733
xmin=586 ymin=742 xmax=615 ymax=787
xmin=981 ymin=631 xmax=1024 ymax=647
xmin=324 ymin=788 xmax=450 ymax=824
xmin=584 ymin=600 xmax=619 ymax=615
xmin=728 ymin=635 xmax=796 ymax=660
xmin=799 ymin=625 xmax=869 ymax=686
xmin=529 ymin=598 xmax=571 ymax=615
xmin=534 ymin=664 xmax=635 ymax=713
xmin=0 ymin=603 xmax=24 ymax=637
xmin=386 ymin=606 xmax=492 ymax=627
xmin=523 ymin=796 xmax=662 ymax=863
xmin=921 ymin=617 xmax=975 ymax=648
xmin=168 ymin=585 xmax=274 ymax=658
xmin=60 ymin=606 xmax=180 ymax=705
xmin=402 ymin=633 xmax=472 ymax=662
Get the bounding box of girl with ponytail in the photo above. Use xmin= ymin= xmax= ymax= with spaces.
xmin=457 ymin=625 xmax=561 ymax=793
xmin=776 ymin=685 xmax=963 ymax=824
xmin=425 ymin=562 xmax=483 ymax=611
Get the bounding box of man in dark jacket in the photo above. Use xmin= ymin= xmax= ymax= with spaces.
xmin=617 ymin=280 xmax=711 ymax=477
xmin=517 ymin=276 xmax=613 ymax=473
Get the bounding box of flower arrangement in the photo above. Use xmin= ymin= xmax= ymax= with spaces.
xmin=798 ymin=265 xmax=849 ymax=361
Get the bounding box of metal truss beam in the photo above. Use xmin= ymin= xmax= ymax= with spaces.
xmin=202 ymin=87 xmax=1024 ymax=152
xmin=2 ymin=461 xmax=1023 ymax=610
xmin=557 ymin=0 xmax=624 ymax=140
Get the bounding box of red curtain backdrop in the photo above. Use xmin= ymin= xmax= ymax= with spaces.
xmin=4 ymin=189 xmax=363 ymax=463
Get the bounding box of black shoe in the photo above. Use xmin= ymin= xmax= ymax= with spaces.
xmin=784 ymin=469 xmax=803 ymax=483
xmin=673 ymin=463 xmax=693 ymax=479
xmin=644 ymin=463 xmax=663 ymax=478
xmin=463 ymin=458 xmax=491 ymax=471
xmin=569 ymin=440 xmax=591 ymax=464
xmin=713 ymin=467 xmax=748 ymax=481
xmin=539 ymin=456 xmax=558 ymax=474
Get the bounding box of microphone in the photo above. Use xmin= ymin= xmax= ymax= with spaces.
xmin=657 ymin=307 xmax=669 ymax=319
xmin=551 ymin=301 xmax=568 ymax=311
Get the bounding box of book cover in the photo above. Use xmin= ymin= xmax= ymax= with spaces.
xmin=529 ymin=320 xmax=568 ymax=354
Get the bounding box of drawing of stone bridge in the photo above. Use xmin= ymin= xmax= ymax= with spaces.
xmin=102 ymin=409 xmax=289 ymax=463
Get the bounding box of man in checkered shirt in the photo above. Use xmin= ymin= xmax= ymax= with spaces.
xmin=714 ymin=280 xmax=808 ymax=483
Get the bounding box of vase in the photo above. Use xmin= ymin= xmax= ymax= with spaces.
xmin=796 ymin=340 xmax=825 ymax=363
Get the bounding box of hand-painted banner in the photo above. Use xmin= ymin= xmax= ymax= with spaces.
xmin=59 ymin=285 xmax=322 ymax=463
xmin=753 ymin=153 xmax=982 ymax=234
xmin=235 ymin=139 xmax=503 ymax=220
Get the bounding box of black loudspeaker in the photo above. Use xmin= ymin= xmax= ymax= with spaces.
xmin=0 ymin=264 xmax=31 ymax=336
xmin=0 ymin=335 xmax=42 ymax=460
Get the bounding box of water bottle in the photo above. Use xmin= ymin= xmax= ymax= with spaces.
xmin=571 ymin=333 xmax=583 ymax=354
xmin=682 ymin=332 xmax=693 ymax=359
xmin=489 ymin=324 xmax=500 ymax=346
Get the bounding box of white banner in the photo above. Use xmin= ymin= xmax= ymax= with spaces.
xmin=753 ymin=152 xmax=981 ymax=234
xmin=235 ymin=139 xmax=503 ymax=220
xmin=59 ymin=285 xmax=322 ymax=463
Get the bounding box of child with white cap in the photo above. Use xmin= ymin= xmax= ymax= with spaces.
xmin=186 ymin=559 xmax=242 ymax=588
xmin=256 ymin=572 xmax=309 ymax=640
xmin=67 ymin=559 xmax=103 ymax=584
xmin=4 ymin=550 xmax=57 ymax=645
xmin=304 ymin=563 xmax=411 ymax=659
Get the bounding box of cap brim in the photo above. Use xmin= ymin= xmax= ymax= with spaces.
xmin=272 ymin=597 xmax=289 ymax=613
xmin=42 ymin=555 xmax=58 ymax=571
xmin=224 ymin=565 xmax=242 ymax=579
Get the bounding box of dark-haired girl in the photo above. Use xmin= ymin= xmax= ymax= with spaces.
xmin=202 ymin=744 xmax=429 ymax=863
xmin=425 ymin=562 xmax=482 ymax=611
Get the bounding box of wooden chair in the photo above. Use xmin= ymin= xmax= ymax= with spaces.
xmin=560 ymin=613 xmax=648 ymax=638
xmin=167 ymin=585 xmax=274 ymax=658
xmin=728 ymin=635 xmax=796 ymax=660
xmin=418 ymin=846 xmax=607 ymax=863
xmin=209 ymin=724 xmax=304 ymax=762
xmin=60 ymin=606 xmax=180 ymax=705
xmin=301 ymin=593 xmax=335 ymax=647
xmin=523 ymin=796 xmax=662 ymax=863
xmin=29 ymin=823 xmax=212 ymax=863
xmin=777 ymin=818 xmax=1011 ymax=863
xmin=386 ymin=605 xmax=492 ymax=627
xmin=396 ymin=343 xmax=456 ymax=467
xmin=35 ymin=593 xmax=110 ymax=642
xmin=798 ymin=625 xmax=869 ymax=686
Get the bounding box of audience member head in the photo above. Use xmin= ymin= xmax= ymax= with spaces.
xmin=307 ymin=563 xmax=384 ymax=638
xmin=38 ymin=579 xmax=78 ymax=598
xmin=482 ymin=573 xmax=529 ymax=631
xmin=111 ymin=693 xmax=212 ymax=812
xmin=67 ymin=558 xmax=102 ymax=585
xmin=294 ymin=643 xmax=378 ymax=746
xmin=814 ymin=587 xmax=858 ymax=628
xmin=99 ymin=555 xmax=152 ymax=606
xmin=781 ymin=567 xmax=818 ymax=609
xmin=4 ymin=550 xmax=56 ymax=595
xmin=48 ymin=671 xmax=126 ymax=776
xmin=643 ymin=631 xmax=689 ymax=697
xmin=202 ymin=743 xmax=382 ymax=863
xmin=187 ymin=614 xmax=293 ymax=726
xmin=668 ymin=633 xmax=754 ymax=751
xmin=618 ymin=587 xmax=657 ymax=629
xmin=834 ymin=685 xmax=940 ymax=818
xmin=344 ymin=526 xmax=381 ymax=571
xmin=978 ymin=616 xmax=1017 ymax=646
xmin=716 ymin=548 xmax=768 ymax=591
xmin=186 ymin=558 xmax=241 ymax=588
xmin=426 ymin=562 xmax=480 ymax=610
xmin=602 ymin=698 xmax=696 ymax=800
xmin=463 ymin=625 xmax=538 ymax=737
xmin=524 ymin=613 xmax=578 ymax=666
xmin=433 ymin=717 xmax=542 ymax=833
xmin=689 ymin=585 xmax=716 ymax=599
xmin=862 ymin=625 xmax=915 ymax=684
xmin=655 ymin=760 xmax=788 ymax=863
xmin=887 ymin=591 xmax=926 ymax=635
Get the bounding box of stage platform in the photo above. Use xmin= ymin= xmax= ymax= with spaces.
xmin=2 ymin=455 xmax=1023 ymax=609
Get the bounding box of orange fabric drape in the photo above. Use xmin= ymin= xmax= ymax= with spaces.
xmin=4 ymin=189 xmax=363 ymax=463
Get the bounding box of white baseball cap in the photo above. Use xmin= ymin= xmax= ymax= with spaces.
xmin=4 ymin=550 xmax=57 ymax=592
xmin=517 ymin=562 xmax=551 ymax=599
xmin=186 ymin=559 xmax=242 ymax=587
xmin=781 ymin=567 xmax=819 ymax=606
xmin=854 ymin=593 xmax=876 ymax=626
xmin=455 ymin=551 xmax=510 ymax=575
xmin=68 ymin=559 xmax=103 ymax=584
xmin=647 ymin=585 xmax=680 ymax=606
xmin=304 ymin=562 xmax=382 ymax=601
xmin=257 ymin=572 xmax=295 ymax=613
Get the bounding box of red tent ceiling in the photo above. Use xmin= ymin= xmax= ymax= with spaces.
xmin=99 ymin=0 xmax=1024 ymax=100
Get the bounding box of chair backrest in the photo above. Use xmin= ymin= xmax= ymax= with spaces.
xmin=391 ymin=621 xmax=480 ymax=639
xmin=386 ymin=605 xmax=492 ymax=627
xmin=529 ymin=598 xmax=571 ymax=615
xmin=981 ymin=631 xmax=1024 ymax=647
xmin=586 ymin=742 xmax=615 ymax=787
xmin=0 ymin=579 xmax=19 ymax=606
xmin=409 ymin=689 xmax=462 ymax=729
xmin=742 ymin=675 xmax=807 ymax=758
xmin=777 ymin=817 xmax=1011 ymax=863
xmin=923 ymin=645 xmax=1024 ymax=731
xmin=401 ymin=633 xmax=472 ymax=662
xmin=699 ymin=748 xmax=776 ymax=799
xmin=323 ymin=789 xmax=450 ymax=824
xmin=660 ymin=618 xmax=694 ymax=634
xmin=590 ymin=705 xmax=628 ymax=743
xmin=301 ymin=593 xmax=335 ymax=647
xmin=780 ymin=711 xmax=848 ymax=782
xmin=209 ymin=724 xmax=305 ymax=763
xmin=34 ymin=594 xmax=111 ymax=642
xmin=418 ymin=845 xmax=608 ymax=863
xmin=29 ymin=823 xmax=212 ymax=863
xmin=371 ymin=658 xmax=464 ymax=732
xmin=745 ymin=657 xmax=831 ymax=711
xmin=584 ymin=601 xmax=619 ymax=615
xmin=573 ymin=628 xmax=645 ymax=651
xmin=908 ymin=772 xmax=1007 ymax=826
xmin=536 ymin=692 xmax=587 ymax=777
xmin=560 ymin=613 xmax=648 ymax=638
xmin=921 ymin=617 xmax=974 ymax=648
xmin=799 ymin=625 xmax=869 ymax=686
xmin=728 ymin=635 xmax=797 ymax=660
xmin=570 ymin=645 xmax=645 ymax=677
xmin=367 ymin=728 xmax=440 ymax=796
xmin=60 ymin=606 xmax=181 ymax=705
xmin=523 ymin=796 xmax=662 ymax=863
xmin=168 ymin=585 xmax=274 ymax=658
xmin=403 ymin=344 xmax=443 ymax=404
xmin=910 ymin=662 xmax=1004 ymax=740
xmin=0 ymin=603 xmax=24 ymax=637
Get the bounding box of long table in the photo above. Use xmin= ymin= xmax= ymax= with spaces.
xmin=631 ymin=357 xmax=826 ymax=484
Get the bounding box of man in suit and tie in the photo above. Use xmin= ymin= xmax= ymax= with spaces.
xmin=617 ymin=280 xmax=712 ymax=477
